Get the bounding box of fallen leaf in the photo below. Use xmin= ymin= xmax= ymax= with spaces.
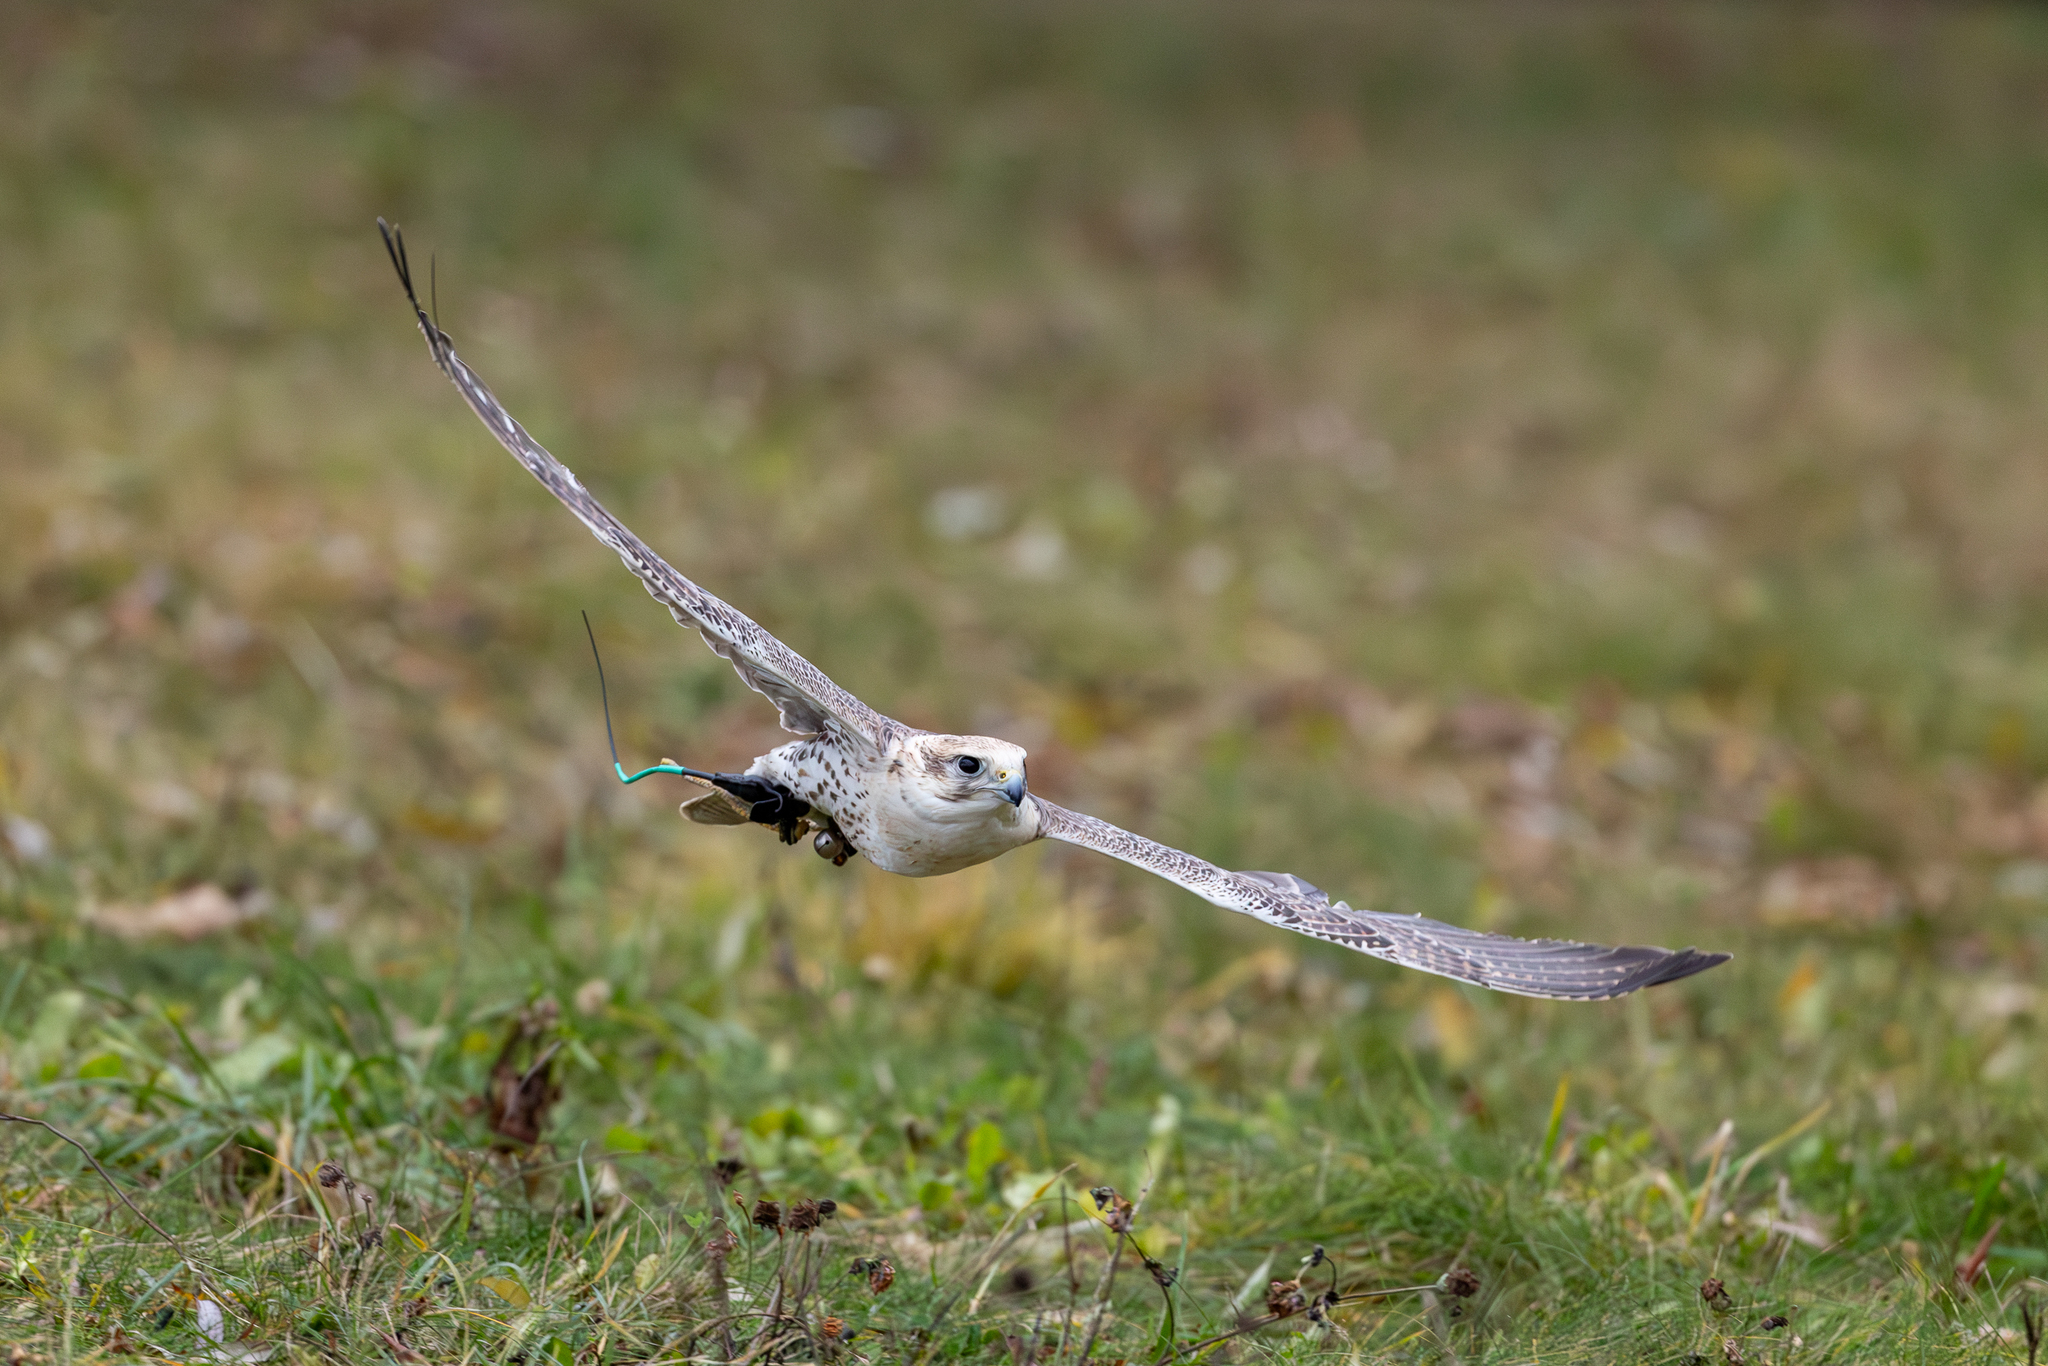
xmin=485 ymin=999 xmax=562 ymax=1148
xmin=214 ymin=1033 xmax=299 ymax=1090
xmin=87 ymin=884 xmax=258 ymax=941
xmin=479 ymin=1276 xmax=530 ymax=1309
xmin=1757 ymin=857 xmax=1900 ymax=927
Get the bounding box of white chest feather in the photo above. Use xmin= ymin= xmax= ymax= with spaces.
xmin=866 ymin=764 xmax=1041 ymax=875
xmin=754 ymin=736 xmax=1038 ymax=877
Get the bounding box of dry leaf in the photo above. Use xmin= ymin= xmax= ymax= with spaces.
xmin=485 ymin=999 xmax=562 ymax=1147
xmin=1757 ymin=857 xmax=1900 ymax=927
xmin=478 ymin=1275 xmax=529 ymax=1309
xmin=87 ymin=884 xmax=258 ymax=941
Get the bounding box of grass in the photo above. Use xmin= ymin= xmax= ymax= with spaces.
xmin=5 ymin=1 xmax=2048 ymax=1359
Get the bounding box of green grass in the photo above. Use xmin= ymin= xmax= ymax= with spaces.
xmin=5 ymin=2 xmax=2048 ymax=1360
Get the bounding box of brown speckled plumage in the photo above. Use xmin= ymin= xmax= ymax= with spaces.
xmin=380 ymin=222 xmax=1729 ymax=1001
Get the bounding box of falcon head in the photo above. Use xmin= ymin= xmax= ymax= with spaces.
xmin=910 ymin=735 xmax=1030 ymax=808
xmin=877 ymin=734 xmax=1041 ymax=874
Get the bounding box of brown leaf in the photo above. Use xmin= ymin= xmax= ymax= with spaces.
xmin=1956 ymin=1217 xmax=2004 ymax=1290
xmin=1757 ymin=857 xmax=1901 ymax=927
xmin=1444 ymin=697 xmax=1546 ymax=754
xmin=1266 ymin=1279 xmax=1307 ymax=1316
xmin=87 ymin=884 xmax=257 ymax=942
xmin=379 ymin=1331 xmax=427 ymax=1363
xmin=484 ymin=999 xmax=562 ymax=1148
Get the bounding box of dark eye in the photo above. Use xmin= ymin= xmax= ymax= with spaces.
xmin=955 ymin=755 xmax=982 ymax=776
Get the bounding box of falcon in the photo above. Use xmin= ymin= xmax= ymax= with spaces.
xmin=378 ymin=221 xmax=1729 ymax=1001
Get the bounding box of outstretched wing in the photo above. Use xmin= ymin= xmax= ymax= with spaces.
xmin=1033 ymin=800 xmax=1728 ymax=1000
xmin=379 ymin=221 xmax=909 ymax=752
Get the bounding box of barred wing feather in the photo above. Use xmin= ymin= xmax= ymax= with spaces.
xmin=1033 ymin=799 xmax=1728 ymax=1001
xmin=379 ymin=222 xmax=907 ymax=753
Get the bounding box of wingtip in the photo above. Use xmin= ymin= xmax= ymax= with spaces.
xmin=376 ymin=217 xmax=455 ymax=364
xmin=1637 ymin=947 xmax=1732 ymax=991
xmin=1484 ymin=943 xmax=1732 ymax=1000
xmin=377 ymin=216 xmax=414 ymax=300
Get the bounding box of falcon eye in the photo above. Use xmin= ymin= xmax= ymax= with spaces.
xmin=955 ymin=755 xmax=983 ymax=776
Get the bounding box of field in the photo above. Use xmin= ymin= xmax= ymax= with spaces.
xmin=4 ymin=3 xmax=2048 ymax=1360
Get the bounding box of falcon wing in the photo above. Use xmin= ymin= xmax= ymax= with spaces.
xmin=1032 ymin=799 xmax=1728 ymax=1001
xmin=380 ymin=221 xmax=908 ymax=752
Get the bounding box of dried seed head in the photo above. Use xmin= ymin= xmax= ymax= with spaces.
xmin=317 ymin=1161 xmax=347 ymax=1188
xmin=817 ymin=1198 xmax=838 ymax=1219
xmin=1443 ymin=1267 xmax=1481 ymax=1299
xmin=751 ymin=1198 xmax=783 ymax=1232
xmin=1760 ymin=1315 xmax=1788 ymax=1332
xmin=1700 ymin=1278 xmax=1734 ymax=1312
xmin=713 ymin=1158 xmax=744 ymax=1186
xmin=867 ymin=1257 xmax=895 ymax=1294
xmin=1266 ymin=1279 xmax=1307 ymax=1317
xmin=519 ymin=997 xmax=560 ymax=1036
xmin=1722 ymin=1339 xmax=1744 ymax=1365
xmin=1307 ymin=1289 xmax=1339 ymax=1324
xmin=821 ymin=1316 xmax=846 ymax=1340
xmin=705 ymin=1225 xmax=738 ymax=1258
xmin=1145 ymin=1257 xmax=1178 ymax=1289
xmin=787 ymin=1199 xmax=821 ymax=1233
xmin=1091 ymin=1187 xmax=1135 ymax=1234
xmin=1303 ymin=1245 xmax=1327 ymax=1270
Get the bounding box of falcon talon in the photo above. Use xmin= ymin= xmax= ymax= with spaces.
xmin=385 ymin=219 xmax=1735 ymax=1003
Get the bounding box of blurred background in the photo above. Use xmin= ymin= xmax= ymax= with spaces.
xmin=3 ymin=0 xmax=2048 ymax=1351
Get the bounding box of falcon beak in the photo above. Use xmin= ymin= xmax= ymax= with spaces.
xmin=996 ymin=771 xmax=1026 ymax=807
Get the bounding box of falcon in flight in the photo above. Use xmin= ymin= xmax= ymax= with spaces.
xmin=378 ymin=221 xmax=1728 ymax=1001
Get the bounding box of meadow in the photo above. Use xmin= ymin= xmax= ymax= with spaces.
xmin=3 ymin=3 xmax=2048 ymax=1360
